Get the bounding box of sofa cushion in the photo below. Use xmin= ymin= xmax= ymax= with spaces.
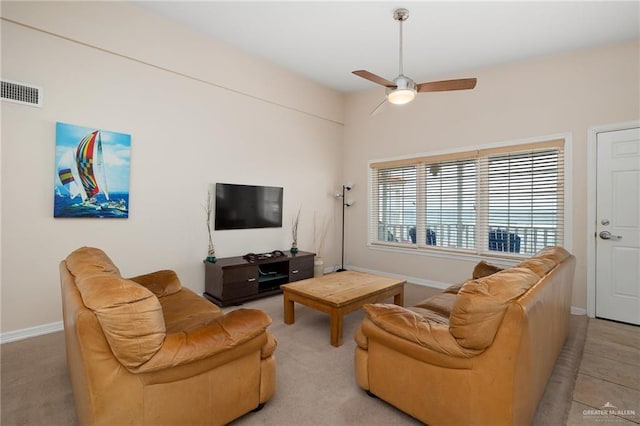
xmin=442 ymin=283 xmax=464 ymax=294
xmin=450 ymin=267 xmax=540 ymax=350
xmin=158 ymin=288 xmax=223 ymax=334
xmin=65 ymin=246 xmax=121 ymax=277
xmin=407 ymin=307 xmax=450 ymax=324
xmin=76 ymin=274 xmax=165 ymax=368
xmin=364 ymin=303 xmax=480 ymax=357
xmin=516 ymin=257 xmax=557 ymax=277
xmin=534 ymin=246 xmax=571 ymax=264
xmin=472 ymin=260 xmax=504 ymax=279
xmin=414 ymin=293 xmax=457 ymax=317
xmin=129 ymin=270 xmax=183 ymax=297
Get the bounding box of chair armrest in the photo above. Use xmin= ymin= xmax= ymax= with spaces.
xmin=128 ymin=270 xmax=182 ymax=297
xmin=130 ymin=308 xmax=273 ymax=373
xmin=362 ymin=304 xmax=481 ymax=366
xmin=261 ymin=332 xmax=277 ymax=359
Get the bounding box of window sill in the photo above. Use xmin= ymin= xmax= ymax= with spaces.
xmin=367 ymin=242 xmax=525 ymax=267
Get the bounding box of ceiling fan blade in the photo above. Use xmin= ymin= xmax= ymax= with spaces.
xmin=417 ymin=78 xmax=477 ymax=93
xmin=353 ymin=70 xmax=397 ymax=88
xmin=370 ymin=98 xmax=388 ymax=116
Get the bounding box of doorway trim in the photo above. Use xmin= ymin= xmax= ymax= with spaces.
xmin=586 ymin=120 xmax=640 ymax=318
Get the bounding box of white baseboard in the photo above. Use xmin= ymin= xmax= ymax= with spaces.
xmin=571 ymin=307 xmax=588 ymax=316
xmin=0 ymin=321 xmax=63 ymax=344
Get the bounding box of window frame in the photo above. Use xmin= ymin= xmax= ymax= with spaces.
xmin=367 ymin=134 xmax=573 ymax=262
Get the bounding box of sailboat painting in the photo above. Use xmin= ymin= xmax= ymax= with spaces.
xmin=54 ymin=122 xmax=131 ymax=218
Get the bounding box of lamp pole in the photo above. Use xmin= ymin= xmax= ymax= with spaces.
xmin=337 ymin=184 xmax=352 ymax=272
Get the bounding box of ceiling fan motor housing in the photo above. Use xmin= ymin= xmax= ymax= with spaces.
xmin=386 ymin=75 xmax=417 ymax=105
xmin=394 ymin=8 xmax=409 ymax=21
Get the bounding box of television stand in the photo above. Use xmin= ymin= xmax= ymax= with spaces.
xmin=203 ymin=250 xmax=315 ymax=307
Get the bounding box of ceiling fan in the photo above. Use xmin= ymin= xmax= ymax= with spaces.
xmin=353 ymin=8 xmax=477 ymax=113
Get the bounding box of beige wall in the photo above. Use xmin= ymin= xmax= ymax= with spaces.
xmin=2 ymin=1 xmax=638 ymax=336
xmin=342 ymin=40 xmax=640 ymax=310
xmin=0 ymin=2 xmax=345 ymax=333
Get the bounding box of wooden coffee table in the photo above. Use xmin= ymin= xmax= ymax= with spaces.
xmin=281 ymin=270 xmax=405 ymax=347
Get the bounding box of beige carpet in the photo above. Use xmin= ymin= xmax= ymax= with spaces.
xmin=1 ymin=283 xmax=587 ymax=425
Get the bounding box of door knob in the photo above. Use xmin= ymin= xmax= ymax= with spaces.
xmin=599 ymin=231 xmax=622 ymax=240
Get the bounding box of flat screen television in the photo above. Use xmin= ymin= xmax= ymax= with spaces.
xmin=214 ymin=183 xmax=283 ymax=230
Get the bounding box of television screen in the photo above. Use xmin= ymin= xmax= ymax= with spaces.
xmin=214 ymin=183 xmax=283 ymax=230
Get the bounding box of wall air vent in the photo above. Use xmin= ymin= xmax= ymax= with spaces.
xmin=1 ymin=79 xmax=43 ymax=107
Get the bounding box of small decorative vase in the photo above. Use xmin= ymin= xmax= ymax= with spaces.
xmin=206 ymin=255 xmax=216 ymax=263
xmin=314 ymin=257 xmax=324 ymax=277
xmin=290 ymin=244 xmax=298 ymax=254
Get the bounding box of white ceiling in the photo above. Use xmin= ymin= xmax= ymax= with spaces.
xmin=136 ymin=1 xmax=639 ymax=93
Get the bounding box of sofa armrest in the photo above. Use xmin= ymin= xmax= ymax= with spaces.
xmin=354 ymin=324 xmax=368 ymax=350
xmin=130 ymin=308 xmax=273 ymax=373
xmin=362 ymin=304 xmax=481 ymax=363
xmin=128 ymin=270 xmax=182 ymax=297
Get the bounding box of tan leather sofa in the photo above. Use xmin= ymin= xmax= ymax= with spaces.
xmin=60 ymin=247 xmax=276 ymax=426
xmin=354 ymin=247 xmax=575 ymax=425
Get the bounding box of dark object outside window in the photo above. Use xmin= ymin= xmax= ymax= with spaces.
xmin=409 ymin=227 xmax=437 ymax=246
xmin=488 ymin=229 xmax=521 ymax=253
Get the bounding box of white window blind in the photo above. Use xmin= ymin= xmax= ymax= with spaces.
xmin=370 ymin=165 xmax=416 ymax=244
xmin=424 ymin=158 xmax=476 ymax=250
xmin=369 ymin=139 xmax=565 ymax=257
xmin=477 ymin=146 xmax=564 ymax=255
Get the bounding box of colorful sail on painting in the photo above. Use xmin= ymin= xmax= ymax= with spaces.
xmin=74 ymin=130 xmax=110 ymax=201
xmin=58 ymin=168 xmax=74 ymax=185
xmin=54 ymin=122 xmax=131 ymax=218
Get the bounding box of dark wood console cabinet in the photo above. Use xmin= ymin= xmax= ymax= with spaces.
xmin=203 ymin=251 xmax=315 ymax=307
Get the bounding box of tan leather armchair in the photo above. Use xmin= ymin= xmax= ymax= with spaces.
xmin=355 ymin=247 xmax=575 ymax=425
xmin=60 ymin=247 xmax=276 ymax=425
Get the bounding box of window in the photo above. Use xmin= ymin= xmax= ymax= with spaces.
xmin=372 ymin=165 xmax=416 ymax=243
xmin=369 ymin=139 xmax=565 ymax=257
xmin=424 ymin=158 xmax=477 ymax=250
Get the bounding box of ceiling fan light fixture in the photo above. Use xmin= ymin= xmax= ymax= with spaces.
xmin=386 ymin=75 xmax=417 ymax=105
xmin=387 ymin=88 xmax=416 ymax=105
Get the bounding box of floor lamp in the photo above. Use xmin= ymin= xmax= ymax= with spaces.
xmin=336 ymin=184 xmax=353 ymax=272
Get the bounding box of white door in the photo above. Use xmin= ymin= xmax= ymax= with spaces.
xmin=595 ymin=127 xmax=640 ymax=325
